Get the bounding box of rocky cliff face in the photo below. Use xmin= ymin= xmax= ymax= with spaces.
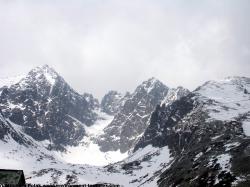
xmin=97 ymin=78 xmax=169 ymax=153
xmin=100 ymin=90 xmax=129 ymax=115
xmin=0 ymin=65 xmax=99 ymax=149
xmin=134 ymin=76 xmax=250 ymax=187
xmin=83 ymin=93 xmax=100 ymax=111
xmin=161 ymin=86 xmax=190 ymax=105
xmin=0 ymin=110 xmax=35 ymax=147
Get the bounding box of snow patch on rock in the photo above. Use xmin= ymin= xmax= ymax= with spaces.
xmin=242 ymin=120 xmax=250 ymax=136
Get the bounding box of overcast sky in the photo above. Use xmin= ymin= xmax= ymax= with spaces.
xmin=0 ymin=0 xmax=249 ymax=99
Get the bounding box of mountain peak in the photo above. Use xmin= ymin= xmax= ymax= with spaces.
xmin=138 ymin=77 xmax=168 ymax=94
xmin=27 ymin=65 xmax=59 ymax=86
xmin=144 ymin=77 xmax=158 ymax=84
xmin=39 ymin=64 xmax=51 ymax=69
xmin=32 ymin=64 xmax=58 ymax=75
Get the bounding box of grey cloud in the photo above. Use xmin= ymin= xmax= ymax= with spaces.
xmin=0 ymin=0 xmax=249 ymax=99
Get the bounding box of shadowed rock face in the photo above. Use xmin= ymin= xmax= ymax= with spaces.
xmin=0 ymin=111 xmax=34 ymax=146
xmin=0 ymin=65 xmax=98 ymax=149
xmin=133 ymin=93 xmax=196 ymax=153
xmin=101 ymin=90 xmax=129 ymax=115
xmin=156 ymin=104 xmax=249 ymax=187
xmin=83 ymin=93 xmax=100 ymax=111
xmin=97 ymin=78 xmax=170 ymax=153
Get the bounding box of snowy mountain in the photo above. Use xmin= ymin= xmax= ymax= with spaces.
xmin=1 ymin=66 xmax=249 ymax=187
xmin=0 ymin=65 xmax=99 ymax=150
xmin=134 ymin=76 xmax=250 ymax=186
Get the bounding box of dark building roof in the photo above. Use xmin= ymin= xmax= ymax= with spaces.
xmin=0 ymin=169 xmax=26 ymax=185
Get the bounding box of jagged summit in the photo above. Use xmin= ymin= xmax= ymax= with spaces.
xmin=135 ymin=77 xmax=168 ymax=94
xmin=21 ymin=64 xmax=60 ymax=87
xmin=33 ymin=64 xmax=56 ymax=71
xmin=31 ymin=64 xmax=58 ymax=76
xmin=0 ymin=65 xmax=57 ymax=89
xmin=161 ymin=86 xmax=190 ymax=105
xmin=143 ymin=77 xmax=158 ymax=84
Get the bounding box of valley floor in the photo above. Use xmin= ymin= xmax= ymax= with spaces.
xmin=55 ymin=112 xmax=128 ymax=166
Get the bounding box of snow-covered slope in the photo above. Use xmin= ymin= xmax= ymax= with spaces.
xmin=195 ymin=76 xmax=250 ymax=138
xmin=28 ymin=145 xmax=172 ymax=186
xmin=195 ymin=76 xmax=250 ymax=121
